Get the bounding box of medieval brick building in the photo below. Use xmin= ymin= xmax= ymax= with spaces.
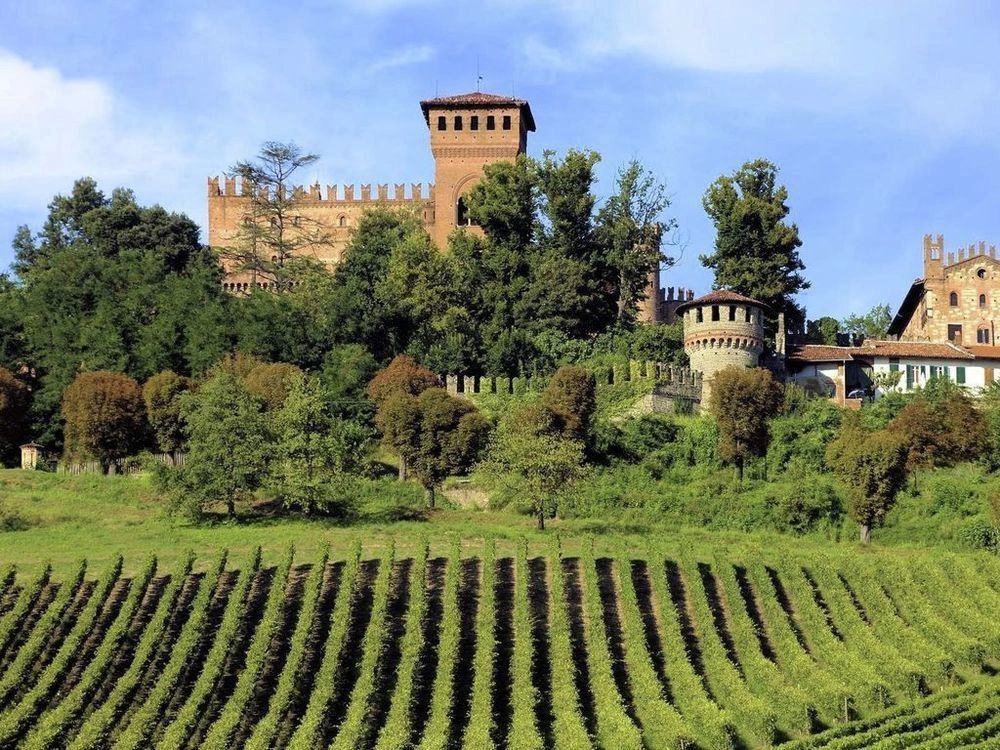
xmin=887 ymin=233 xmax=999 ymax=346
xmin=207 ymin=91 xmax=674 ymax=320
xmin=208 ymin=92 xmax=536 ymax=291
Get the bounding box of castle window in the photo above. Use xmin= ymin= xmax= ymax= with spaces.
xmin=950 ymin=291 xmax=959 ymax=306
xmin=948 ymin=324 xmax=963 ymax=343
xmin=978 ymin=327 xmax=991 ymax=344
xmin=728 ymin=305 xmax=736 ymax=321
xmin=470 ymin=115 xmax=479 ymax=130
xmin=339 ymin=215 xmax=348 ymax=227
xmin=456 ymin=196 xmax=477 ymax=226
xmin=696 ymin=308 xmax=703 ymax=323
xmin=454 ymin=115 xmax=463 ymax=130
xmin=980 ymin=293 xmax=987 ymax=308
xmin=502 ymin=115 xmax=512 ymax=130
xmin=437 ymin=115 xmax=447 ymax=130
xmin=978 ymin=268 xmax=987 ymax=279
xmin=711 ymin=305 xmax=720 ymax=321
xmin=487 ymin=115 xmax=495 ymax=130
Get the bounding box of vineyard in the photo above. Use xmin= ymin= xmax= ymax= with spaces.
xmin=0 ymin=541 xmax=999 ymax=749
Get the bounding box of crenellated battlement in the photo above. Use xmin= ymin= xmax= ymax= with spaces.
xmin=946 ymin=240 xmax=998 ymax=267
xmin=207 ymin=176 xmax=433 ymax=203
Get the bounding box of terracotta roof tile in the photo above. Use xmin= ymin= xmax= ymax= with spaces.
xmin=420 ymin=91 xmax=536 ymax=130
xmin=964 ymin=345 xmax=1000 ymax=359
xmin=786 ymin=345 xmax=856 ymax=362
xmin=674 ymin=289 xmax=768 ymax=315
xmin=853 ymin=340 xmax=974 ymax=360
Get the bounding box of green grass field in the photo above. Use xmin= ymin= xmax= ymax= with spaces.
xmin=4 ymin=470 xmax=1000 ymax=748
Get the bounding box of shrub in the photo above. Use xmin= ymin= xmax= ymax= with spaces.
xmin=62 ymin=371 xmax=147 ymax=472
xmin=956 ymin=518 xmax=1000 ymax=552
xmin=0 ymin=501 xmax=31 ymax=532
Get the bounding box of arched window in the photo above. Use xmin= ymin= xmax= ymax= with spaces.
xmin=950 ymin=291 xmax=959 ymax=306
xmin=978 ymin=327 xmax=991 ymax=344
xmin=338 ymin=215 xmax=347 ymax=227
xmin=980 ymin=294 xmax=987 ymax=308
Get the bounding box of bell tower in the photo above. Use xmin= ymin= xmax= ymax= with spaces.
xmin=420 ymin=92 xmax=535 ymax=249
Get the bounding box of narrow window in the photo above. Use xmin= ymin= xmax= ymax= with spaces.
xmin=454 ymin=115 xmax=463 ymax=130
xmin=950 ymin=291 xmax=959 ymax=306
xmin=437 ymin=115 xmax=447 ymax=130
xmin=339 ymin=215 xmax=347 ymax=227
xmin=470 ymin=115 xmax=479 ymax=130
xmin=456 ymin=196 xmax=478 ymax=226
xmin=980 ymin=293 xmax=987 ymax=308
xmin=711 ymin=305 xmax=720 ymax=321
xmin=696 ymin=308 xmax=704 ymax=323
xmin=906 ymin=365 xmax=914 ymax=390
xmin=728 ymin=305 xmax=736 ymax=321
xmin=487 ymin=115 xmax=496 ymax=130
xmin=957 ymin=366 xmax=966 ymax=384
xmin=978 ymin=327 xmax=991 ymax=344
xmin=502 ymin=115 xmax=511 ymax=130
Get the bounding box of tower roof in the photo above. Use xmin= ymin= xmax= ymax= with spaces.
xmin=674 ymin=289 xmax=769 ymax=315
xmin=420 ymin=92 xmax=535 ymax=131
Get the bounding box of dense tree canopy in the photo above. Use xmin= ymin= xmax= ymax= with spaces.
xmin=708 ymin=367 xmax=784 ymax=485
xmin=61 ymin=371 xmax=146 ymax=472
xmin=701 ymin=159 xmax=808 ymax=330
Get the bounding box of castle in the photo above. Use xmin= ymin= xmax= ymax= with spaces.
xmin=208 ymin=91 xmax=679 ymax=321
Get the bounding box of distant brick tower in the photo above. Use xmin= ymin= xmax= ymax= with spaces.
xmin=420 ymin=93 xmax=535 ymax=249
xmin=676 ymin=290 xmax=767 ymax=405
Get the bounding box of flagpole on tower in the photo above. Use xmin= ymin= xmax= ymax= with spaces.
xmin=476 ymin=56 xmax=482 ymax=92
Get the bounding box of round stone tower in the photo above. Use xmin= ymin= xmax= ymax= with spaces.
xmin=676 ymin=290 xmax=768 ymax=405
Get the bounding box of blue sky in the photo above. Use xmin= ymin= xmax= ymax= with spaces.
xmin=2 ymin=1 xmax=1000 ymax=320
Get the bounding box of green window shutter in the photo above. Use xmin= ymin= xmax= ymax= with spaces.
xmin=957 ymin=366 xmax=966 ymax=384
xmin=906 ymin=365 xmax=914 ymax=390
xmin=889 ymin=362 xmax=899 ymax=373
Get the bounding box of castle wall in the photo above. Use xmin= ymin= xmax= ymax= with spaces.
xmin=208 ymin=180 xmax=434 ymax=288
xmin=901 ymin=235 xmax=1000 ymax=345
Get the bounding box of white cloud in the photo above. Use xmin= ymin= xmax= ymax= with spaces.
xmin=0 ymin=49 xmax=186 ymax=213
xmin=370 ymin=44 xmax=436 ymax=72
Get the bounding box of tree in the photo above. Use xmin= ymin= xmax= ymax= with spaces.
xmin=319 ymin=344 xmax=379 ymax=420
xmin=701 ymin=159 xmax=808 ymax=330
xmin=12 ymin=178 xmax=228 ymax=447
xmin=888 ymin=379 xmax=987 ymax=475
xmin=142 ymin=370 xmax=193 ymax=462
xmin=482 ymin=407 xmax=584 ymax=529
xmin=540 ymin=365 xmax=597 ymax=443
xmin=222 ymin=142 xmax=329 ymax=289
xmin=244 ymin=361 xmax=304 ymax=411
xmin=827 ymin=418 xmax=908 ymax=544
xmin=271 ymin=374 xmax=371 ymax=514
xmin=842 ymin=303 xmax=892 ymax=342
xmin=807 ymin=316 xmax=841 ymax=345
xmin=0 ymin=368 xmax=30 ymax=465
xmin=61 ymin=371 xmax=147 ymax=473
xmin=379 ymin=388 xmax=489 ymax=508
xmin=368 ymin=354 xmax=440 ymax=407
xmin=707 ymin=367 xmax=784 ymax=485
xmin=597 ymin=159 xmax=676 ymax=325
xmin=176 ymin=372 xmax=269 ymax=517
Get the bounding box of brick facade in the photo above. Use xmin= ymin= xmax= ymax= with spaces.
xmin=890 ymin=234 xmax=1000 ymax=345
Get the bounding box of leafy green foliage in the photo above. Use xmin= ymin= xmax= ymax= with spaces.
xmin=141 ymin=369 xmax=193 ymax=456
xmin=701 ymin=159 xmax=808 ymax=328
xmin=243 ymin=360 xmax=304 ymax=411
xmin=842 ymin=303 xmax=892 ymax=341
xmin=0 ymin=367 xmax=30 ymax=464
xmin=168 ymin=372 xmax=269 ymax=517
xmin=708 ymin=366 xmax=784 ymax=483
xmin=827 ymin=416 xmax=909 ymax=543
xmin=540 ymin=365 xmax=596 ymax=443
xmin=61 ymin=371 xmax=146 ymax=470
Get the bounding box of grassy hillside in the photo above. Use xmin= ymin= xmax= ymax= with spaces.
xmin=0 ymin=541 xmax=999 ymax=748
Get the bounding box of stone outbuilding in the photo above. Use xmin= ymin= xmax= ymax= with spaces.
xmin=20 ymin=442 xmax=44 ymax=470
xmin=676 ymin=290 xmax=768 ymax=406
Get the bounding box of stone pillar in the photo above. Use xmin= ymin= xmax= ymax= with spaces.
xmin=446 ymin=375 xmax=458 ymax=395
